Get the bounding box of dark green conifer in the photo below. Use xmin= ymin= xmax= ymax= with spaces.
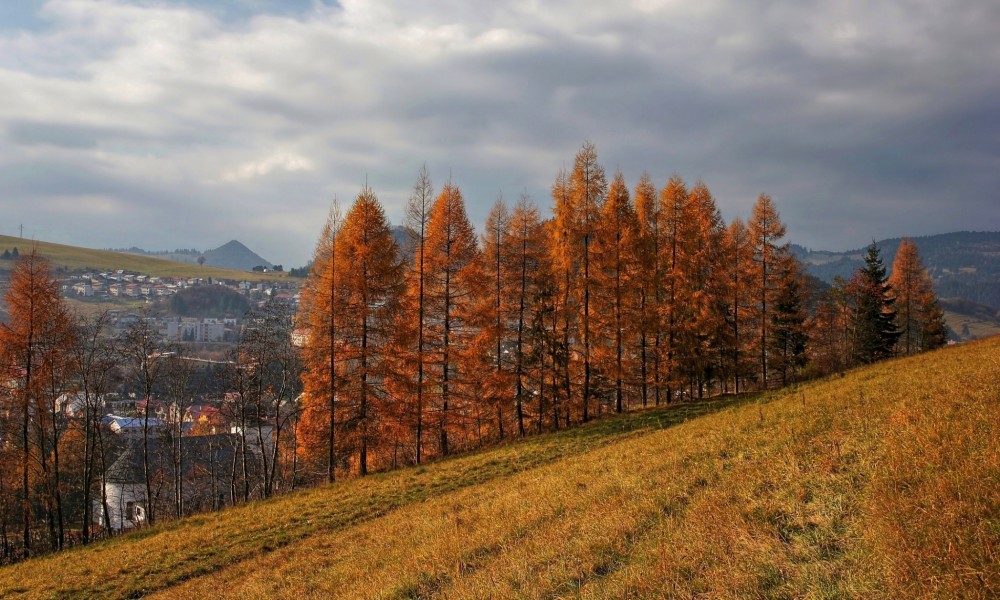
xmin=850 ymin=242 xmax=900 ymax=364
xmin=769 ymin=256 xmax=808 ymax=385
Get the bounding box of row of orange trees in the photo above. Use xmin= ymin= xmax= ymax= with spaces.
xmin=296 ymin=142 xmax=944 ymax=480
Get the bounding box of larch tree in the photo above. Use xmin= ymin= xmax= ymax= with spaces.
xmin=723 ymin=218 xmax=754 ymax=393
xmin=0 ymin=249 xmax=75 ymax=555
xmin=633 ymin=172 xmax=661 ymax=406
xmin=593 ymin=169 xmax=639 ymax=413
xmin=549 ymin=167 xmax=576 ymax=425
xmin=505 ymin=193 xmax=548 ymax=436
xmin=807 ymin=276 xmax=854 ymax=375
xmin=334 ymin=186 xmax=405 ymax=475
xmin=684 ymin=181 xmax=727 ymax=398
xmin=424 ymin=182 xmax=479 ymax=457
xmin=658 ymin=174 xmax=690 ymax=402
xmin=747 ymin=193 xmax=788 ymax=388
xmin=889 ymin=238 xmax=947 ymax=354
xmin=568 ymin=142 xmax=607 ymax=422
xmin=469 ymin=197 xmax=514 ymax=441
xmin=298 ymin=202 xmax=344 ymax=483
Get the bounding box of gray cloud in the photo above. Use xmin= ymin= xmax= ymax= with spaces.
xmin=0 ymin=0 xmax=997 ymax=266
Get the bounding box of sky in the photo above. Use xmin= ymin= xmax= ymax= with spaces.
xmin=1 ymin=0 xmax=998 ymax=267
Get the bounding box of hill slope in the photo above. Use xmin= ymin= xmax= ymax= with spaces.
xmin=0 ymin=235 xmax=286 ymax=282
xmin=940 ymin=297 xmax=1000 ymax=341
xmin=1 ymin=338 xmax=997 ymax=598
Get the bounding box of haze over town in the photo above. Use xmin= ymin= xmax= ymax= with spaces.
xmin=2 ymin=0 xmax=998 ymax=267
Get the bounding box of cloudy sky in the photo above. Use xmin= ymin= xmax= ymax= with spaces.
xmin=1 ymin=0 xmax=997 ymax=266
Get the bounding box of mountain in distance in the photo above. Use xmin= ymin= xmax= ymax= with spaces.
xmin=200 ymin=240 xmax=273 ymax=271
xmin=123 ymin=240 xmax=274 ymax=272
xmin=792 ymin=231 xmax=1000 ymax=341
xmin=791 ymin=231 xmax=1000 ymax=310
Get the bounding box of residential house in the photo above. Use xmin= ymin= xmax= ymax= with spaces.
xmin=96 ymin=435 xmax=240 ymax=531
xmin=103 ymin=415 xmax=166 ymax=439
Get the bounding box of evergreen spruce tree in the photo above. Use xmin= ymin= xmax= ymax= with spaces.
xmin=849 ymin=242 xmax=900 ymax=364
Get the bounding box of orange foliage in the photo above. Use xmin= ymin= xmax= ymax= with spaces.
xmin=888 ymin=238 xmax=947 ymax=354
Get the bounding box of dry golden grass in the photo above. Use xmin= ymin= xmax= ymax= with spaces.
xmin=1 ymin=338 xmax=996 ymax=599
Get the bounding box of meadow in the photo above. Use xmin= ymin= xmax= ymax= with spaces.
xmin=0 ymin=337 xmax=996 ymax=598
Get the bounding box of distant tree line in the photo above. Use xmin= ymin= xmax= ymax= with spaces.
xmin=104 ymin=247 xmax=201 ymax=256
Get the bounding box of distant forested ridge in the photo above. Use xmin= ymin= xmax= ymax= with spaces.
xmin=169 ymin=284 xmax=249 ymax=318
xmin=792 ymin=231 xmax=1000 ymax=308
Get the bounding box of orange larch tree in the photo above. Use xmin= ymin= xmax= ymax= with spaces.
xmin=593 ymin=169 xmax=639 ymax=413
xmin=333 ymin=187 xmax=406 ymax=476
xmin=684 ymin=181 xmax=727 ymax=397
xmin=423 ymin=182 xmax=479 ymax=457
xmin=567 ymin=142 xmax=607 ymax=422
xmin=747 ymin=193 xmax=788 ymax=388
xmin=723 ymin=218 xmax=755 ymax=393
xmin=889 ymin=238 xmax=947 ymax=354
xmin=658 ymin=174 xmax=690 ymax=402
xmin=298 ymin=201 xmax=344 ymax=483
xmin=0 ymin=249 xmax=75 ymax=556
xmin=505 ymin=193 xmax=549 ymax=436
xmin=633 ymin=172 xmax=661 ymax=406
xmin=398 ymin=165 xmax=435 ymax=464
xmin=468 ymin=197 xmax=515 ymax=441
xmin=548 ymin=167 xmax=577 ymax=426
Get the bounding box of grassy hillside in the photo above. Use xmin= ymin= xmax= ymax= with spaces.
xmin=0 ymin=235 xmax=289 ymax=282
xmin=942 ymin=297 xmax=1000 ymax=341
xmin=1 ymin=338 xmax=997 ymax=598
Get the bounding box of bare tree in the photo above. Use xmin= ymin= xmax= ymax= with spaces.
xmin=161 ymin=351 xmax=197 ymax=518
xmin=241 ymin=302 xmax=302 ymax=496
xmin=118 ymin=316 xmax=167 ymax=525
xmin=404 ymin=164 xmax=434 ymax=464
xmin=69 ymin=311 xmax=119 ymax=542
